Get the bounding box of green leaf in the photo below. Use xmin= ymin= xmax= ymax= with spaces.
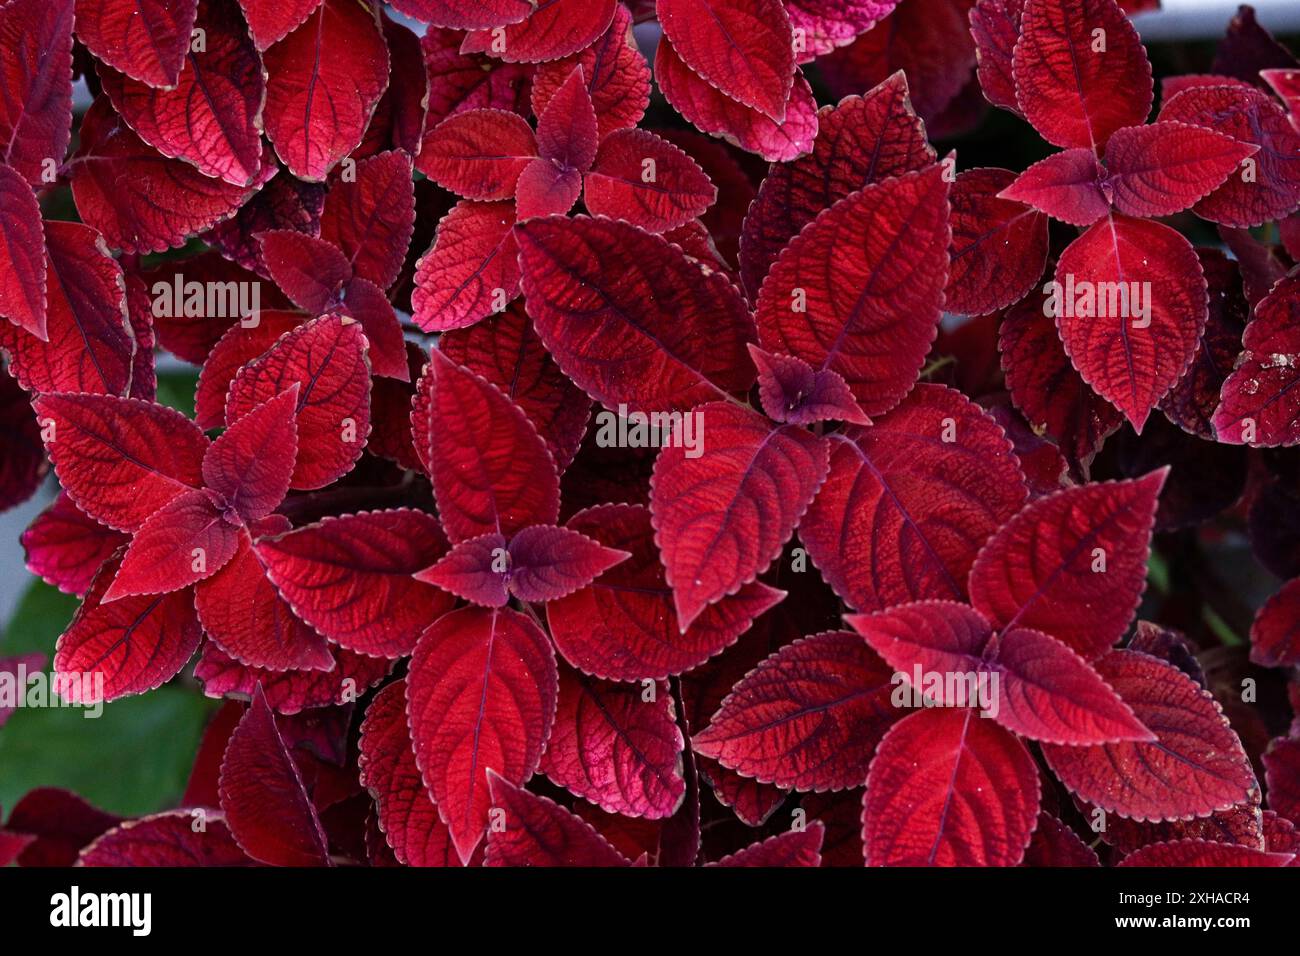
xmin=1 ymin=578 xmax=79 ymax=657
xmin=155 ymin=369 xmax=200 ymax=420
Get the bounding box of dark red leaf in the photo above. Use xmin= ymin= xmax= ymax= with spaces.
xmin=1012 ymin=0 xmax=1152 ymax=150
xmin=0 ymin=0 xmax=74 ymax=186
xmin=419 ymin=27 xmax=533 ymax=133
xmin=219 ymin=685 xmax=331 ymax=866
xmin=1117 ymin=839 xmax=1292 ymax=867
xmin=0 ymin=165 xmax=46 ymax=339
xmin=864 ymin=707 xmax=1040 ymax=865
xmin=1213 ymin=271 xmax=1300 ymax=447
xmin=515 ymin=214 xmax=756 ymax=413
xmin=77 ymin=0 xmax=198 ymax=88
xmin=1042 ymin=650 xmax=1257 ymax=821
xmin=969 ymin=0 xmax=1025 ymax=116
xmin=459 ymin=0 xmax=617 ymax=65
xmin=1102 ymin=121 xmax=1258 ymax=219
xmin=945 ymin=167 xmax=1048 ymax=316
xmin=1264 ymin=736 xmax=1300 ymax=825
xmin=202 ymin=172 xmax=327 ymax=280
xmin=258 ymin=231 xmax=351 ymax=313
xmin=339 ymin=277 xmax=408 ymax=382
xmin=22 ymin=493 xmax=126 ymax=596
xmin=707 ymin=824 xmax=824 ymax=866
xmin=748 ymin=346 xmax=869 ymax=426
xmin=224 ymin=314 xmax=372 ymax=490
xmin=1252 ymin=577 xmax=1300 ymax=668
xmin=1 ymin=788 xmax=122 ymax=867
xmin=754 ymin=164 xmax=950 ymax=416
xmin=390 ymin=0 xmax=533 ymax=31
xmin=412 ymin=200 xmax=521 ymax=332
xmin=237 ymin=0 xmax=322 ymax=51
xmin=484 ymin=771 xmax=631 ymax=866
xmin=79 ymin=811 xmax=253 ymax=866
xmin=968 ymin=473 xmax=1164 ymax=659
xmin=998 ymin=148 xmax=1109 ymax=226
xmin=585 ymin=128 xmax=717 ymax=233
xmin=319 ymin=150 xmax=416 ymax=290
xmin=407 ymin=605 xmax=559 ymax=864
xmin=801 ymin=384 xmax=1028 ymax=611
xmin=203 ymin=386 xmax=299 ymax=522
xmin=262 ymin=0 xmax=389 ymax=181
xmin=1022 ymin=812 xmax=1099 ymax=866
xmin=420 ymin=109 xmax=538 ymax=199
xmin=257 ymin=509 xmax=454 ymax=658
xmin=195 ymin=641 xmax=393 ymax=714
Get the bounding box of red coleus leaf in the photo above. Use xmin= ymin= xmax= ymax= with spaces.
xmin=0 ymin=165 xmax=46 ymax=339
xmin=748 ymin=346 xmax=869 ymax=426
xmin=657 ymin=0 xmax=794 ymax=123
xmin=484 ymin=771 xmax=631 ymax=866
xmin=194 ymin=310 xmax=303 ymax=429
xmin=237 ymin=0 xmax=322 ymax=51
xmin=412 ymin=200 xmax=521 ymax=332
xmin=693 ymin=630 xmax=897 ymax=791
xmin=651 ymin=401 xmax=829 ymax=630
xmin=79 ymin=811 xmax=253 ymax=867
xmin=360 ymin=14 xmax=428 ymax=160
xmin=412 ymin=349 xmax=561 ymax=541
xmin=0 ymin=0 xmax=74 ymax=186
xmin=420 ymin=109 xmax=538 ymax=200
xmin=999 ymin=285 xmax=1124 ymax=466
xmin=1022 ymin=812 xmax=1099 ymax=866
xmin=319 ymin=150 xmax=416 ymax=290
xmin=219 ymin=685 xmax=331 ymax=866
xmin=340 ymin=276 xmax=408 ymax=382
xmin=584 ymin=128 xmax=717 ymax=233
xmin=531 ymin=4 xmax=648 ymax=139
xmin=195 ymin=521 xmax=333 ymax=673
xmin=103 ymin=488 xmax=243 ymax=600
xmin=1117 ymin=839 xmax=1293 ymax=868
xmin=262 ymin=0 xmax=389 ymax=181
xmin=783 ymin=0 xmax=897 ymax=61
xmin=535 ymin=65 xmax=599 ymax=173
xmin=98 ymin=0 xmax=264 ymax=187
xmin=0 ymin=220 xmax=133 ymax=397
xmin=1052 ymin=215 xmax=1208 ymax=430
xmin=70 ymin=98 xmax=268 ymax=254
xmin=202 ymin=172 xmax=327 ymax=280
xmin=203 ymin=385 xmax=300 ymax=523
xmin=34 ymin=392 xmax=209 ymax=533
xmin=392 ymin=0 xmax=533 ymax=31
xmin=1264 ymin=736 xmax=1300 ymax=825
xmin=55 ymin=554 xmax=203 ymax=703
xmin=22 ymin=493 xmax=127 ymax=596
xmin=358 ymin=680 xmax=457 ymax=867
xmin=969 ymin=0 xmax=1025 ymax=116
xmin=225 ymin=314 xmax=372 ymax=490
xmin=515 ymin=214 xmax=756 ymax=413
xmin=0 ymin=373 xmax=45 ymax=511
xmin=1101 ymin=121 xmax=1259 ymax=219
xmin=654 ymin=34 xmax=818 ymax=163
xmin=257 ymin=509 xmax=454 ymax=658
xmin=77 ymin=0 xmax=198 ymax=89
xmin=1212 ymin=271 xmax=1300 ymax=447
xmin=1012 ymin=0 xmax=1152 ymax=151
xmin=968 ymin=473 xmax=1163 ymax=659
xmin=548 ymin=504 xmax=786 ymax=680
xmin=416 ymin=525 xmax=629 ymax=607
xmin=258 ymin=231 xmax=352 ymax=313
xmin=864 ymin=707 xmax=1040 ymax=866
xmin=459 ymin=0 xmax=617 ymax=65
xmin=738 ymin=72 xmax=935 ymax=299
xmin=1251 ymin=577 xmax=1300 ymax=668
xmin=540 ymin=665 xmax=686 ymax=819
xmin=1041 ymin=650 xmax=1257 ymax=821
xmin=1156 ymin=83 xmax=1300 ymax=228
xmin=819 ymin=0 xmax=976 ymax=124
xmin=0 ymin=788 xmax=123 ymax=866
xmin=195 ymin=641 xmax=392 ymax=713
xmin=945 ymin=167 xmax=1048 ymax=316
xmin=419 ymin=26 xmax=534 ymax=132
xmin=848 ymin=601 xmax=1152 ymax=745
xmin=707 ymin=825 xmax=824 ymax=866
xmin=754 ymin=164 xmax=950 ymax=416
xmin=999 ymin=149 xmax=1110 ymax=226
xmin=439 ymin=305 xmax=591 ymax=470
xmin=407 ymin=605 xmax=559 ymax=865
xmin=800 ymin=384 xmax=1028 ymax=611
xmin=1262 ymin=67 xmax=1300 ymax=117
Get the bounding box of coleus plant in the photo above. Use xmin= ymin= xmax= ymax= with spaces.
xmin=1 ymin=0 xmax=1299 ymax=870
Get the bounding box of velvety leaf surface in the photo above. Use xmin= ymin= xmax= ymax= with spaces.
xmin=319 ymin=150 xmax=416 ymax=289
xmin=754 ymin=164 xmax=950 ymax=415
xmin=79 ymin=811 xmax=252 ymax=867
xmin=1042 ymin=651 xmax=1257 ymax=821
xmin=515 ymin=215 xmax=756 ymax=413
xmin=738 ymin=73 xmax=934 ymax=299
xmin=412 ymin=349 xmax=560 ymax=541
xmin=224 ymin=314 xmax=372 ymax=490
xmin=22 ymin=493 xmax=127 ymax=596
xmin=651 ymin=401 xmax=829 ymax=630
xmin=0 ymin=165 xmax=46 ymax=338
xmin=406 ymin=606 xmax=559 ymax=865
xmin=34 ymin=392 xmax=209 ymax=533
xmin=1102 ymin=121 xmax=1258 ymax=219
xmin=77 ymin=0 xmax=198 ymax=88
xmin=193 ymin=311 xmax=303 ymax=429
xmin=484 ymin=771 xmax=631 ymax=866
xmin=945 ymin=167 xmax=1048 ymax=316
xmin=412 ymin=200 xmax=520 ymax=332
xmin=864 ymin=707 xmax=1040 ymax=866
xmin=693 ymin=631 xmax=896 ymax=791
xmin=358 ymin=680 xmax=456 ymax=867
xmin=1053 ymin=215 xmax=1208 ymax=430
xmin=968 ymin=473 xmax=1164 ymax=659
xmin=548 ymin=504 xmax=786 ymax=680
xmin=262 ymin=0 xmax=390 ymax=181
xmin=459 ymin=0 xmax=617 ymax=65
xmin=585 ymin=129 xmax=717 ymax=234
xmin=257 ymin=509 xmax=454 ymax=658
xmin=0 ymin=0 xmax=74 ymax=185
xmin=238 ymin=0 xmax=323 ymax=50
xmin=749 ymin=346 xmax=869 ymax=426
xmin=103 ymin=488 xmax=242 ymax=599
xmin=98 ymin=0 xmax=264 ymax=186
xmin=802 ymin=384 xmax=1027 ymax=611
xmin=999 ymin=148 xmax=1109 ymax=226
xmin=783 ymin=0 xmax=897 ymax=60
xmin=708 ymin=824 xmax=824 ymax=866
xmin=1012 ymin=0 xmax=1152 ymax=150
xmin=540 ymin=666 xmax=685 ymax=819
xmin=421 ymin=109 xmax=537 ymax=200
xmin=218 ymin=686 xmax=331 ymax=866
xmin=203 ymin=386 xmax=299 ymax=523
